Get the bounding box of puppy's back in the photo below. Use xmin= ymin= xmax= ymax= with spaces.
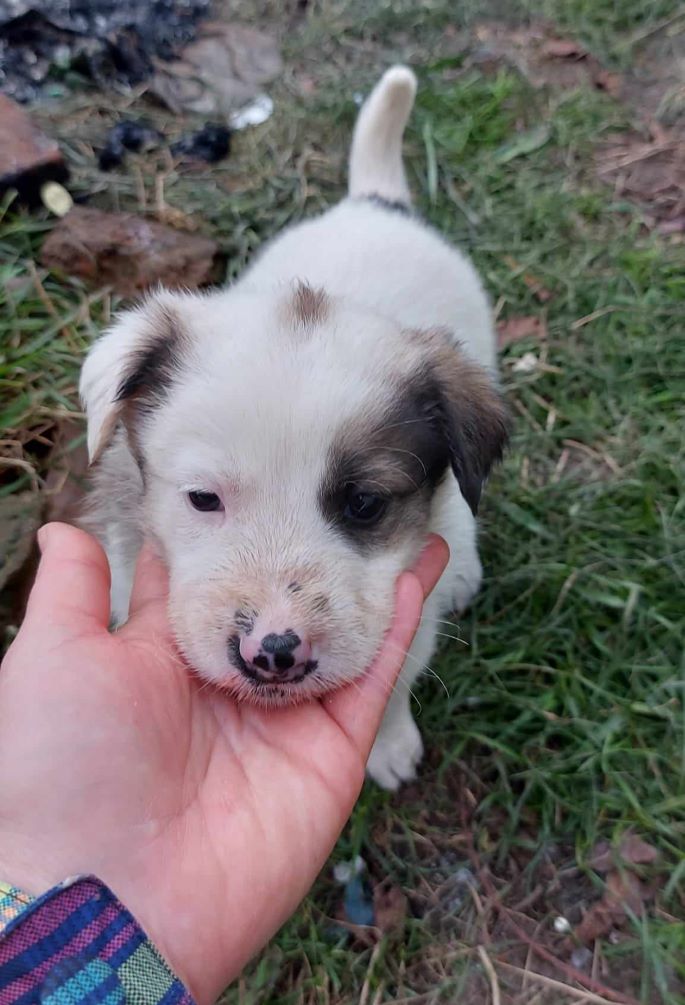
xmin=241 ymin=66 xmax=495 ymax=371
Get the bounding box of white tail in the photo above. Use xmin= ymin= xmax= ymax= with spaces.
xmin=348 ymin=65 xmax=417 ymax=204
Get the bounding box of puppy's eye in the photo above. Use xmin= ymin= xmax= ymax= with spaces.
xmin=188 ymin=490 xmax=223 ymax=512
xmin=343 ymin=487 xmax=387 ymax=525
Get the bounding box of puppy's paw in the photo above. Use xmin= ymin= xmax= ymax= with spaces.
xmin=367 ymin=715 xmax=423 ymax=791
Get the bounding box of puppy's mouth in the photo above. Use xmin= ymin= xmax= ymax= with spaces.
xmin=227 ymin=634 xmax=319 ymax=689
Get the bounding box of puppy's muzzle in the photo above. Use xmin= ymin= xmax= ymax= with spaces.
xmin=228 ymin=629 xmax=318 ymax=685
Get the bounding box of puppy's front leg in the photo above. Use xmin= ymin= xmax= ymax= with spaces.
xmin=366 ymin=613 xmax=438 ymax=790
xmin=100 ymin=523 xmax=142 ymax=627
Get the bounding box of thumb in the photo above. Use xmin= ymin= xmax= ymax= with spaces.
xmin=24 ymin=522 xmax=111 ymax=636
xmin=123 ymin=542 xmax=172 ymax=641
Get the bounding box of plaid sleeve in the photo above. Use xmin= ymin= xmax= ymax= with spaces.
xmin=0 ymin=876 xmax=195 ymax=1004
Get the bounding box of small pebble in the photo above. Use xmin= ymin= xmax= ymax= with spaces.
xmin=40 ymin=181 xmax=72 ymax=217
xmin=512 ymin=351 xmax=539 ymax=373
xmin=553 ymin=915 xmax=571 ymax=934
xmin=571 ymin=946 xmax=593 ymax=970
xmin=333 ymin=855 xmax=365 ymax=885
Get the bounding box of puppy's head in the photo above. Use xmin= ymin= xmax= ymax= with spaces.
xmin=81 ymin=284 xmax=507 ymax=704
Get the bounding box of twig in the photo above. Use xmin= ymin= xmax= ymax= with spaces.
xmin=358 ymin=941 xmax=383 ymax=1005
xmin=597 ymin=140 xmax=676 ymax=174
xmin=495 ymin=959 xmax=621 ymax=1004
xmin=618 ymin=7 xmax=685 ymax=50
xmin=571 ymin=306 xmax=620 ymax=329
xmin=463 ymin=832 xmax=640 ymax=1005
xmin=496 ymin=906 xmax=639 ymax=1004
xmin=0 ymin=456 xmax=42 ymax=489
xmin=477 ymin=946 xmax=501 ymax=1005
xmin=26 ymin=259 xmax=60 ymax=321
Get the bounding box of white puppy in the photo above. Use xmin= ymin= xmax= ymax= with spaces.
xmin=79 ymin=67 xmax=508 ymax=790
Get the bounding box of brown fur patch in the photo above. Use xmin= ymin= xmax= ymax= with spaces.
xmin=320 ymin=374 xmax=452 ymax=550
xmin=321 ymin=330 xmax=509 ymax=540
xmin=411 ymin=328 xmax=510 ymax=514
xmin=115 ymin=303 xmax=189 ymax=471
xmin=288 ymin=282 xmax=330 ymax=329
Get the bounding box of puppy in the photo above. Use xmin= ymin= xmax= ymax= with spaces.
xmin=79 ymin=67 xmax=508 ymax=790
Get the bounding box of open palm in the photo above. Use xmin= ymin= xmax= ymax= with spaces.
xmin=0 ymin=524 xmax=447 ymax=1004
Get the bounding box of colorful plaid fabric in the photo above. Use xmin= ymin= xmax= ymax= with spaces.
xmin=0 ymin=876 xmax=195 ymax=1004
xmin=0 ymin=886 xmax=34 ymax=935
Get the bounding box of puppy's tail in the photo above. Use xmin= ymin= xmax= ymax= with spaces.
xmin=348 ymin=65 xmax=417 ymax=206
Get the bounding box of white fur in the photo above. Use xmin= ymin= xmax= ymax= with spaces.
xmin=79 ymin=66 xmax=500 ymax=788
xmin=348 ymin=66 xmax=416 ymax=203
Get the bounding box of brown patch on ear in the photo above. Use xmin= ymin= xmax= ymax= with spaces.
xmin=115 ymin=304 xmax=187 ymax=408
xmin=287 ymin=282 xmax=330 ymax=329
xmin=116 ymin=303 xmax=188 ymax=470
xmin=411 ymin=328 xmax=510 ymax=515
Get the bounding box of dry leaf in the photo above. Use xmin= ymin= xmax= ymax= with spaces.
xmin=658 ymin=214 xmax=685 ymax=235
xmin=543 ymin=37 xmax=587 ymax=59
xmin=574 ymin=870 xmax=651 ymax=944
xmin=594 ymin=69 xmax=623 ymax=98
xmin=497 ymin=315 xmax=547 ymax=348
xmin=619 ymin=833 xmax=659 ymax=867
xmin=523 ymin=274 xmax=553 ymax=302
xmin=373 ymin=881 xmax=408 ymax=933
xmin=503 ymin=256 xmax=554 ymax=302
xmin=596 ymin=130 xmax=684 ymax=229
xmin=588 ymin=832 xmax=659 ymax=872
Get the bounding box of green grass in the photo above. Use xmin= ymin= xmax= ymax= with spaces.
xmin=2 ymin=0 xmax=684 ymax=1001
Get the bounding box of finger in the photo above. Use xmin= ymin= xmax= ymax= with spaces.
xmin=123 ymin=542 xmax=172 ymax=639
xmin=326 ymin=535 xmax=449 ymax=752
xmin=410 ymin=533 xmax=451 ymax=599
xmin=24 ymin=522 xmax=111 ymax=634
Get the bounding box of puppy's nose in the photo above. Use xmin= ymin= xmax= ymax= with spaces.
xmin=238 ymin=630 xmax=314 ymax=682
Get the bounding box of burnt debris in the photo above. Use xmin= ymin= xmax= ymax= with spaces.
xmin=0 ymin=0 xmax=211 ymax=102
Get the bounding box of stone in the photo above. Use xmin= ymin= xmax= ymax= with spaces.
xmin=41 ymin=206 xmax=221 ymax=296
xmin=0 ymin=94 xmax=67 ymax=204
xmin=151 ymin=22 xmax=282 ymax=117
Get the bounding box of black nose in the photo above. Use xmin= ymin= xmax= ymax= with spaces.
xmin=260 ymin=631 xmax=301 ymax=655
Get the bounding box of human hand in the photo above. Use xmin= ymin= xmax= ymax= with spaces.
xmin=0 ymin=523 xmax=448 ymax=1004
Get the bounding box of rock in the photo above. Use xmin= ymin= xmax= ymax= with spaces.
xmin=0 ymin=95 xmax=67 ymax=204
xmin=151 ymin=22 xmax=282 ymax=117
xmin=41 ymin=207 xmax=221 ymax=295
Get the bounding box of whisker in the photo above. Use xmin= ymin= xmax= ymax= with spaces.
xmin=383 ymin=640 xmax=422 ymax=709
xmin=421 ymin=665 xmax=451 ymax=699
xmin=418 ymin=616 xmax=463 ymax=629
xmin=434 ymin=631 xmax=469 ymax=647
xmin=386 ymin=640 xmax=451 ymax=702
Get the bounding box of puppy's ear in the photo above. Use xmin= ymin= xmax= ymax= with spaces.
xmin=419 ymin=329 xmax=509 ymax=516
xmin=80 ymin=294 xmax=187 ymax=463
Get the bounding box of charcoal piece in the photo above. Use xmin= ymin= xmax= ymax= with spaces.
xmin=0 ymin=0 xmax=211 ymax=101
xmin=98 ymin=119 xmax=162 ymax=171
xmin=171 ymin=123 xmax=231 ymax=163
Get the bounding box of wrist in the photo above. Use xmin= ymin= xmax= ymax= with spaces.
xmin=0 ymin=852 xmax=54 ymax=902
